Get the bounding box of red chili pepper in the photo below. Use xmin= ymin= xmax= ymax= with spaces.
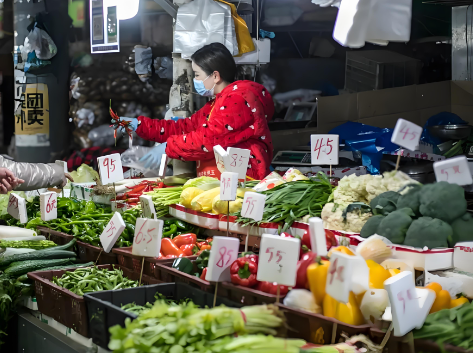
xmin=206 ymin=237 xmax=213 ymax=244
xmin=280 ymin=232 xmax=295 ymax=239
xmin=116 ymin=194 xmax=127 ymax=200
xmin=180 ymin=244 xmax=197 ymax=256
xmin=126 ymin=198 xmax=139 ymax=203
xmin=173 ymin=233 xmax=197 ymax=248
xmin=131 ymin=184 xmax=147 ymax=193
xmin=200 ymin=268 xmax=208 ymax=280
xmin=128 ymin=203 xmax=138 ymax=206
xmin=157 ymin=182 xmax=164 ymax=188
xmin=230 ymin=257 xmax=258 ymax=287
xmin=161 ymin=238 xmax=184 ymax=257
xmin=199 ymin=244 xmax=211 ymax=252
xmin=197 ymin=241 xmax=208 ymax=249
xmin=125 ymin=193 xmax=142 ymax=198
xmin=295 ymin=251 xmax=317 ymax=289
xmin=256 ymin=281 xmax=289 ymax=296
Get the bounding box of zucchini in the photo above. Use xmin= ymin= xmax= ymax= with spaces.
xmin=42 ymin=238 xmax=76 ymax=252
xmin=5 ymin=258 xmax=76 ymax=277
xmin=0 ymin=250 xmax=76 ymax=269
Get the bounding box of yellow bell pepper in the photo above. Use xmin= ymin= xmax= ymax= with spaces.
xmin=388 ymin=268 xmax=401 ymax=277
xmin=366 ymin=260 xmax=391 ymax=289
xmin=323 ymin=294 xmax=338 ymax=318
xmin=323 ymin=292 xmax=365 ymax=325
xmin=307 ymin=259 xmax=330 ymax=306
xmin=451 ymin=297 xmax=469 ymax=309
xmin=328 ymin=246 xmax=354 ymax=257
xmin=426 ymin=282 xmax=452 ymax=313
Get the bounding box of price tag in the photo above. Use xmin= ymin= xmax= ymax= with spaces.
xmin=55 ymin=160 xmax=68 ymax=173
xmin=214 ymin=145 xmax=227 ymax=173
xmin=40 ymin=192 xmax=57 ymax=221
xmin=7 ymin=193 xmax=27 ymax=224
xmin=433 ymin=156 xmax=473 ymax=186
xmin=111 ymin=201 xmax=128 ymax=214
xmin=384 ymin=271 xmax=436 ymax=337
xmin=311 ymin=134 xmax=339 ymax=165
xmin=220 ymin=172 xmax=239 ymax=201
xmin=100 ymin=212 xmax=126 ymax=253
xmin=453 ymin=241 xmax=473 ymax=272
xmin=308 ymin=217 xmax=327 ymax=257
xmin=158 ymin=154 xmax=169 ymax=178
xmin=140 ymin=195 xmax=156 ymax=219
xmin=205 ymin=236 xmax=240 ymax=282
xmin=391 ymin=119 xmax=422 ymax=151
xmin=226 ymin=147 xmax=251 ymax=179
xmin=132 ymin=218 xmax=163 ymax=257
xmin=325 ymin=252 xmax=369 ymax=303
xmin=97 ymin=153 xmax=124 ymax=185
xmin=257 ymin=234 xmax=300 ymax=286
xmin=241 ymin=191 xmax=266 ymax=222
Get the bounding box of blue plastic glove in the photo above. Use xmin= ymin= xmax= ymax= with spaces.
xmin=111 ymin=117 xmax=139 ymax=134
xmin=140 ymin=143 xmax=167 ymax=169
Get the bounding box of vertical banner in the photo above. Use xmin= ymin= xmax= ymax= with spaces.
xmin=15 ymin=83 xmax=50 ymax=147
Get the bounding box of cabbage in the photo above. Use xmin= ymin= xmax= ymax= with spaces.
xmin=68 ymin=164 xmax=100 ymax=185
xmin=183 ymin=176 xmax=220 ymax=191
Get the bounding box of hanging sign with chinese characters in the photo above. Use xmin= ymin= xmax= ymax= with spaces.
xmin=15 ymin=83 xmax=50 ymax=147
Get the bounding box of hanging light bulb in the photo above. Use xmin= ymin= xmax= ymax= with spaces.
xmin=102 ymin=0 xmax=139 ymax=20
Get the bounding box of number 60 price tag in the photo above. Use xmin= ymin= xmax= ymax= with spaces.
xmin=257 ymin=234 xmax=300 ymax=287
xmin=206 ymin=236 xmax=240 ymax=282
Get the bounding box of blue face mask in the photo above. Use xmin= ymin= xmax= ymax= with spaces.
xmin=193 ymin=74 xmax=215 ymax=97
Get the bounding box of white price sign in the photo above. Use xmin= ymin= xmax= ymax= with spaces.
xmin=433 ymin=156 xmax=473 ymax=186
xmin=241 ymin=191 xmax=265 ymax=222
xmin=311 ymin=134 xmax=339 ymax=165
xmin=308 ymin=217 xmax=327 ymax=257
xmin=55 ymin=160 xmax=68 ymax=173
xmin=391 ymin=119 xmax=422 ymax=151
xmin=100 ymin=212 xmax=126 ymax=253
xmin=111 ymin=201 xmax=128 ymax=214
xmin=213 ymin=145 xmax=250 ymax=179
xmin=220 ymin=172 xmax=239 ymax=201
xmin=40 ymin=192 xmax=57 ymax=221
xmin=140 ymin=195 xmax=156 ymax=219
xmin=384 ymin=271 xmax=436 ymax=337
xmin=453 ymin=242 xmax=473 ymax=273
xmin=205 ymin=236 xmax=240 ymax=282
xmin=132 ymin=218 xmax=163 ymax=257
xmin=158 ymin=154 xmax=169 ymax=178
xmin=97 ymin=153 xmax=124 ymax=185
xmin=325 ymin=252 xmax=369 ymax=304
xmin=7 ymin=193 xmax=27 ymax=224
xmin=257 ymin=234 xmax=300 ymax=287
xmin=214 ymin=145 xmax=227 ymax=173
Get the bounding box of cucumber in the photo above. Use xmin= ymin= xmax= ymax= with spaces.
xmin=5 ymin=258 xmax=76 ymax=277
xmin=16 ymin=262 xmax=94 ymax=281
xmin=0 ymin=250 xmax=76 ymax=269
xmin=42 ymin=238 xmax=76 ymax=252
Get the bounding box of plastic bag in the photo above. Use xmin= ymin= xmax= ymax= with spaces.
xmin=134 ymin=46 xmax=153 ymax=81
xmin=217 ymin=0 xmax=254 ymax=55
xmin=88 ymin=124 xmax=116 ymax=147
xmin=26 ymin=26 xmax=57 ymax=60
xmin=121 ymin=146 xmax=172 ymax=177
xmin=154 ymin=57 xmax=173 ymax=80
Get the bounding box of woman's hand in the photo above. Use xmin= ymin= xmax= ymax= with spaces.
xmin=111 ymin=117 xmax=139 ymax=134
xmin=140 ymin=143 xmax=167 ymax=169
xmin=0 ymin=168 xmax=24 ymax=194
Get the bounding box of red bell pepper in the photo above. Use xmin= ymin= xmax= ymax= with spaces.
xmin=180 ymin=244 xmax=197 ymax=256
xmin=280 ymin=232 xmax=294 ymax=239
xmin=200 ymin=267 xmax=208 ymax=280
xmin=161 ymin=238 xmax=184 ymax=257
xmin=173 ymin=233 xmax=197 ymax=248
xmin=198 ymin=244 xmax=211 ymax=251
xmin=256 ymin=281 xmax=289 ymax=296
xmin=325 ymin=229 xmax=338 ymax=251
xmin=295 ymin=251 xmax=317 ymax=289
xmin=238 ymin=252 xmax=259 ymax=264
xmin=230 ymin=257 xmax=258 ymax=287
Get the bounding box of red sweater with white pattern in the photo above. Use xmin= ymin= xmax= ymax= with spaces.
xmin=136 ymin=80 xmax=274 ymax=180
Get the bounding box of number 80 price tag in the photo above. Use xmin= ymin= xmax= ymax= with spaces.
xmin=241 ymin=191 xmax=265 ymax=222
xmin=206 ymin=236 xmax=240 ymax=282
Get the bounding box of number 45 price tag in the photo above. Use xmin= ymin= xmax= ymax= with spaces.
xmin=257 ymin=234 xmax=300 ymax=287
xmin=97 ymin=153 xmax=124 ymax=185
xmin=241 ymin=191 xmax=265 ymax=222
xmin=391 ymin=119 xmax=422 ymax=151
xmin=132 ymin=218 xmax=163 ymax=257
xmin=206 ymin=236 xmax=240 ymax=282
xmin=311 ymin=134 xmax=339 ymax=165
xmin=100 ymin=212 xmax=126 ymax=253
xmin=384 ymin=271 xmax=436 ymax=337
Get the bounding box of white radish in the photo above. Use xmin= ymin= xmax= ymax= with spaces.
xmin=0 ymin=226 xmax=37 ymax=239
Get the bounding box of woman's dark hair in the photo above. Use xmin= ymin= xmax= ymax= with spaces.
xmin=191 ymin=43 xmax=237 ymax=83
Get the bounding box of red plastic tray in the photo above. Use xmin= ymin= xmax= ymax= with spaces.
xmin=154 ymin=260 xmax=214 ymax=292
xmin=76 ymin=240 xmax=117 ymax=265
xmin=37 ymin=226 xmax=74 ymax=245
xmin=220 ymin=281 xmax=285 ymax=305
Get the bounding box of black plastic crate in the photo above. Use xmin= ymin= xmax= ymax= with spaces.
xmin=84 ymin=282 xmax=241 ymax=348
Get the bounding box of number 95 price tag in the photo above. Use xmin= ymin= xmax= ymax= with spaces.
xmin=206 ymin=236 xmax=240 ymax=282
xmin=97 ymin=153 xmax=124 ymax=184
xmin=241 ymin=191 xmax=265 ymax=221
xmin=257 ymin=234 xmax=300 ymax=287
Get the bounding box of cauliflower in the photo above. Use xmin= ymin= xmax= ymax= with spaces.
xmin=322 ymin=202 xmax=372 ymax=233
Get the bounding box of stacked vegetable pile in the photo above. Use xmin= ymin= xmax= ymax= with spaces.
xmin=360 ymin=181 xmax=471 ymax=248
xmin=111 ymin=180 xmax=165 ymax=207
xmin=158 ymin=233 xmax=211 ymax=259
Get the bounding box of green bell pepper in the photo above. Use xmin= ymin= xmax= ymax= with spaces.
xmin=172 ymin=257 xmax=194 ymax=275
xmin=195 ymin=249 xmax=210 ymax=272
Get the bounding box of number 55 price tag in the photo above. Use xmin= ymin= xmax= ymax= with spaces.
xmin=257 ymin=234 xmax=300 ymax=287
xmin=241 ymin=191 xmax=266 ymax=221
xmin=100 ymin=212 xmax=126 ymax=253
xmin=132 ymin=218 xmax=163 ymax=257
xmin=206 ymin=236 xmax=240 ymax=282
xmin=391 ymin=119 xmax=422 ymax=151
xmin=97 ymin=153 xmax=124 ymax=184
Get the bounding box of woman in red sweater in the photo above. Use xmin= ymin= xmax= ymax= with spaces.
xmin=113 ymin=43 xmax=274 ymax=180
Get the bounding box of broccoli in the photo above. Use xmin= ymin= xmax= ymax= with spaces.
xmin=377 ymin=208 xmax=414 ymax=244
xmin=449 ymin=213 xmax=473 ymax=247
xmin=360 ymin=215 xmax=385 ymax=238
xmin=397 ymin=185 xmax=422 ymax=215
xmin=370 ymin=191 xmax=400 ymax=216
xmin=419 ymin=182 xmax=467 ymax=224
xmin=404 ymin=217 xmax=453 ymax=249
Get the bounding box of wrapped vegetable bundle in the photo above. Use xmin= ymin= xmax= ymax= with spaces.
xmin=190 ymin=187 xmax=220 ymax=212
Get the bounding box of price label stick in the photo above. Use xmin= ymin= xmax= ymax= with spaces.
xmin=227 ymin=202 xmax=230 ymax=236
xmin=245 ymin=226 xmax=250 ymax=252
xmin=139 ymin=257 xmax=145 ymax=286
xmin=220 ymin=172 xmax=238 ymax=236
xmin=95 ymin=249 xmax=103 ymax=266
xmin=395 ymin=150 xmax=403 ymax=171
xmin=380 ymin=322 xmax=394 ymax=350
xmin=331 ymin=324 xmax=337 ymax=344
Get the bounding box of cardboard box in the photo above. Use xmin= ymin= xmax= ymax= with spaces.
xmin=317 ymin=81 xmax=473 ymax=133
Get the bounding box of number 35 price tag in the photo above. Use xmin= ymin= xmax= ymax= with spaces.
xmin=40 ymin=192 xmax=57 ymax=221
xmin=311 ymin=134 xmax=339 ymax=165
xmin=132 ymin=218 xmax=163 ymax=257
xmin=206 ymin=236 xmax=240 ymax=282
xmin=100 ymin=212 xmax=126 ymax=253
xmin=97 ymin=153 xmax=124 ymax=185
xmin=391 ymin=119 xmax=422 ymax=151
xmin=241 ymin=191 xmax=265 ymax=222
xmin=257 ymin=234 xmax=300 ymax=287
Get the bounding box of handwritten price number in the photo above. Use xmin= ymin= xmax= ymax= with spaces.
xmin=46 ymin=194 xmax=57 ymax=214
xmin=230 ymin=154 xmax=247 ymax=168
xmin=222 ymin=177 xmax=231 ymax=195
xmin=328 ymin=258 xmax=345 ymax=285
xmin=397 ymin=289 xmax=419 ymax=314
xmin=107 ymin=221 xmax=117 ymax=238
xmin=441 ymin=165 xmax=461 ymax=180
xmin=400 ymin=126 xmax=419 ymax=141
xmin=135 ymin=219 xmax=155 ymax=245
xmin=313 ymin=138 xmax=333 ymax=160
xmin=216 ymin=246 xmax=234 ymax=268
xmin=244 ymin=197 xmax=256 ymax=215
xmin=103 ymin=158 xmax=116 ymax=179
xmin=8 ymin=195 xmax=18 ymax=209
xmin=266 ymin=247 xmax=285 ymax=264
